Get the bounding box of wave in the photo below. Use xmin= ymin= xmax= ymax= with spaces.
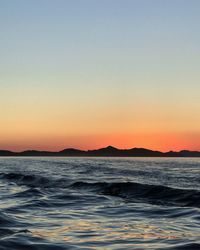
xmin=12 ymin=187 xmax=45 ymax=198
xmin=70 ymin=181 xmax=200 ymax=208
xmin=1 ymin=172 xmax=200 ymax=208
xmin=164 ymin=243 xmax=200 ymax=250
xmin=0 ymin=172 xmax=57 ymax=188
xmin=0 ymin=213 xmax=17 ymax=227
xmin=0 ymin=211 xmax=29 ymax=228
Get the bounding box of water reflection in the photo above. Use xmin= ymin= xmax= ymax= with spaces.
xmin=31 ymin=219 xmax=200 ymax=246
xmin=1 ymin=158 xmax=200 ymax=249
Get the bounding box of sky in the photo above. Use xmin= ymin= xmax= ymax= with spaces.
xmin=0 ymin=0 xmax=200 ymax=152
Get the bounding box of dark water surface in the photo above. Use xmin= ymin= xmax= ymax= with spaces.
xmin=0 ymin=157 xmax=200 ymax=250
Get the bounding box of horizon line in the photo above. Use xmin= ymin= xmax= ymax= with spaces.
xmin=0 ymin=145 xmax=199 ymax=154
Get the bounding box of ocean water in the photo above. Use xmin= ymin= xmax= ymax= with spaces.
xmin=0 ymin=157 xmax=200 ymax=250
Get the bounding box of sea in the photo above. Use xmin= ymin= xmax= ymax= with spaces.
xmin=0 ymin=157 xmax=200 ymax=250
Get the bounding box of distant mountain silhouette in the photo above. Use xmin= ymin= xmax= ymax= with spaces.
xmin=0 ymin=150 xmax=16 ymax=156
xmin=0 ymin=146 xmax=200 ymax=157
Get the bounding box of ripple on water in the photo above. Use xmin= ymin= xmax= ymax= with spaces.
xmin=0 ymin=157 xmax=200 ymax=250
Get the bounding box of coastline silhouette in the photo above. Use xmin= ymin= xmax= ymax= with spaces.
xmin=0 ymin=146 xmax=200 ymax=157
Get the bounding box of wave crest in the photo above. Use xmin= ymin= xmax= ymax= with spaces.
xmin=71 ymin=181 xmax=200 ymax=208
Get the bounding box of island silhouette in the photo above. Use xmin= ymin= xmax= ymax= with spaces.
xmin=0 ymin=146 xmax=200 ymax=157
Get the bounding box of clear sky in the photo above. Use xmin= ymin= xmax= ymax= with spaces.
xmin=0 ymin=0 xmax=200 ymax=151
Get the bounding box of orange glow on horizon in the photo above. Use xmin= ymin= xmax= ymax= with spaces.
xmin=0 ymin=132 xmax=200 ymax=152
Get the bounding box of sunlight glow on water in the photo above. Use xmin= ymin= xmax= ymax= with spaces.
xmin=30 ymin=218 xmax=200 ymax=249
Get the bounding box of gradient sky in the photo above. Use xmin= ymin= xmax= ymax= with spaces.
xmin=0 ymin=0 xmax=200 ymax=151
